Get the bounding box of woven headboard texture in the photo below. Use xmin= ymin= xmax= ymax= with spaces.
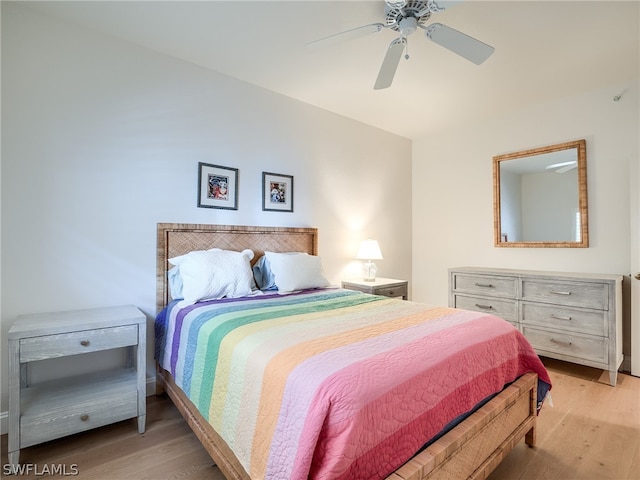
xmin=156 ymin=223 xmax=318 ymax=312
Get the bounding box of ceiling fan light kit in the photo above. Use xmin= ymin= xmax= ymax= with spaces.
xmin=308 ymin=0 xmax=495 ymax=89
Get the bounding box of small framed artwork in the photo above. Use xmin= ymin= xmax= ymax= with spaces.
xmin=198 ymin=162 xmax=238 ymax=210
xmin=262 ymin=172 xmax=294 ymax=212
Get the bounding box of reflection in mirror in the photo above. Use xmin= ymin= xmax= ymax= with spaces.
xmin=493 ymin=139 xmax=588 ymax=248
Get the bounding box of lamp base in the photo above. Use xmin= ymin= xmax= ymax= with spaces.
xmin=362 ymin=261 xmax=377 ymax=282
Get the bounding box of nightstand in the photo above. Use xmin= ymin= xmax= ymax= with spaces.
xmin=7 ymin=305 xmax=146 ymax=467
xmin=341 ymin=277 xmax=408 ymax=300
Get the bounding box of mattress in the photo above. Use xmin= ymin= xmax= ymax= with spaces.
xmin=155 ymin=288 xmax=551 ymax=480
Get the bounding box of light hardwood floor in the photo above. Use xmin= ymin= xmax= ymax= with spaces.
xmin=1 ymin=358 xmax=638 ymax=480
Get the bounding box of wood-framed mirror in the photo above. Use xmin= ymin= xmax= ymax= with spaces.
xmin=493 ymin=139 xmax=588 ymax=248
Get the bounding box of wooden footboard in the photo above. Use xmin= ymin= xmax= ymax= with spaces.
xmin=389 ymin=372 xmax=538 ymax=480
xmin=157 ymin=365 xmax=537 ymax=480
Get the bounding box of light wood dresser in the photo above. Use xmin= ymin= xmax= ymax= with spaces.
xmin=7 ymin=305 xmax=147 ymax=467
xmin=449 ymin=267 xmax=623 ymax=386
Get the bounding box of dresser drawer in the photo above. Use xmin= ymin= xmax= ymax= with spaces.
xmin=451 ymin=274 xmax=517 ymax=298
xmin=20 ymin=325 xmax=138 ymax=362
xmin=453 ymin=294 xmax=518 ymax=324
xmin=521 ymin=280 xmax=608 ymax=310
xmin=521 ymin=303 xmax=606 ymax=336
xmin=522 ymin=326 xmax=607 ymax=364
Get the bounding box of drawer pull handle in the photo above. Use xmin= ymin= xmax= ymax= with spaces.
xmin=80 ymin=414 xmax=89 ymax=422
xmin=475 ymin=303 xmax=494 ymax=310
xmin=475 ymin=283 xmax=494 ymax=288
xmin=388 ymin=291 xmax=394 ymax=296
xmin=550 ymin=338 xmax=573 ymax=347
xmin=551 ymin=314 xmax=573 ymax=321
xmin=550 ymin=290 xmax=572 ymax=296
xmin=80 ymin=340 xmax=90 ymax=347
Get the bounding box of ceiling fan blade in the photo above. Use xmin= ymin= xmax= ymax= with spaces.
xmin=432 ymin=0 xmax=464 ymax=10
xmin=425 ymin=23 xmax=494 ymax=65
xmin=306 ymin=23 xmax=386 ymax=49
xmin=546 ymin=161 xmax=578 ymax=174
xmin=374 ymin=38 xmax=406 ymax=90
xmin=555 ymin=164 xmax=577 ymax=174
xmin=416 ymin=0 xmax=464 ymax=17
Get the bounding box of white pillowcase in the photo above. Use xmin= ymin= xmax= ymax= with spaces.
xmin=264 ymin=251 xmax=330 ymax=293
xmin=253 ymin=252 xmax=307 ymax=290
xmin=167 ymin=265 xmax=184 ymax=300
xmin=168 ymin=248 xmax=255 ymax=307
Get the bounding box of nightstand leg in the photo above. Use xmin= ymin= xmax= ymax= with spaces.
xmin=137 ymin=324 xmax=147 ymax=434
xmin=138 ymin=414 xmax=146 ymax=434
xmin=9 ymin=450 xmax=20 ymax=473
xmin=8 ymin=339 xmax=21 ymax=471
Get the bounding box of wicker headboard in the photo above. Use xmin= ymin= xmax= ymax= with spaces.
xmin=156 ymin=223 xmax=319 ymax=313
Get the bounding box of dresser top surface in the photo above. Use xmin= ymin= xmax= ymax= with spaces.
xmin=449 ymin=267 xmax=623 ymax=283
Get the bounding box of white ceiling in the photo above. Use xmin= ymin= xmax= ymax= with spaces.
xmin=21 ymin=0 xmax=640 ymax=139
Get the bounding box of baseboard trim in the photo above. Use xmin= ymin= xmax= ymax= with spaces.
xmin=0 ymin=377 xmax=157 ymax=436
xmin=622 ymin=354 xmax=632 ymax=373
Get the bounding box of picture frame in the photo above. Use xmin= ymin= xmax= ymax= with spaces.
xmin=262 ymin=172 xmax=294 ymax=212
xmin=198 ymin=162 xmax=238 ymax=210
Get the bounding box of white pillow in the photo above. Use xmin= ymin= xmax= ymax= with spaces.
xmin=264 ymin=251 xmax=330 ymax=293
xmin=253 ymin=252 xmax=308 ymax=290
xmin=168 ymin=248 xmax=255 ymax=307
xmin=167 ymin=265 xmax=184 ymax=299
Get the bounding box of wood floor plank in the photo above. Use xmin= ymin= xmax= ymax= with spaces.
xmin=1 ymin=357 xmax=638 ymax=480
xmin=488 ymin=358 xmax=640 ymax=480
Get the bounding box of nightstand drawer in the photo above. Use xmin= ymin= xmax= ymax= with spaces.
xmin=341 ymin=278 xmax=408 ymax=299
xmin=375 ymin=284 xmax=408 ymax=299
xmin=20 ymin=324 xmax=138 ymax=362
xmin=20 ymin=370 xmax=138 ymax=448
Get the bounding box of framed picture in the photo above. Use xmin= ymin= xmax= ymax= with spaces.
xmin=198 ymin=162 xmax=238 ymax=210
xmin=262 ymin=172 xmax=294 ymax=212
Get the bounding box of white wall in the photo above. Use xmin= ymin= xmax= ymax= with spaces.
xmin=412 ymin=80 xmax=639 ymax=357
xmin=0 ymin=5 xmax=412 ymax=416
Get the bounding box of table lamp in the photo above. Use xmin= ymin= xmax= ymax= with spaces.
xmin=356 ymin=239 xmax=383 ymax=281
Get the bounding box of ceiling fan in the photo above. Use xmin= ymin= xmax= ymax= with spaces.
xmin=545 ymin=161 xmax=578 ymax=174
xmin=307 ymin=0 xmax=495 ymax=90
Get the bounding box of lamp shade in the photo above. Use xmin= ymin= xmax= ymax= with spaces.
xmin=356 ymin=239 xmax=383 ymax=260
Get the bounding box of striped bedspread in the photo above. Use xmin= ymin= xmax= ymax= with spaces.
xmin=156 ymin=288 xmax=551 ymax=480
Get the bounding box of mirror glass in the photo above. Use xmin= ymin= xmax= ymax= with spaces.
xmin=493 ymin=139 xmax=588 ymax=247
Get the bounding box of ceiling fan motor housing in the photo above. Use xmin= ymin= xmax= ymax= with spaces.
xmin=385 ymin=0 xmax=433 ymax=32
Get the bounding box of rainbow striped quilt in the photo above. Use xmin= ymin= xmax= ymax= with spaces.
xmin=156 ymin=288 xmax=551 ymax=480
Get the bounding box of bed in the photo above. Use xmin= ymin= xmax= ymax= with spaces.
xmin=155 ymin=223 xmax=551 ymax=480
